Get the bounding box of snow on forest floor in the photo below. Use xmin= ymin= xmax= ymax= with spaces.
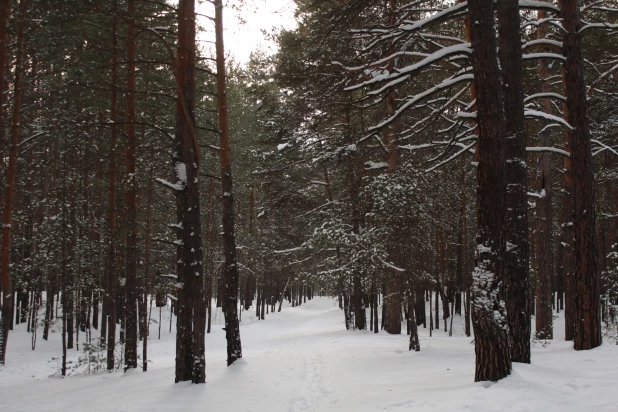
xmin=1 ymin=297 xmax=618 ymax=412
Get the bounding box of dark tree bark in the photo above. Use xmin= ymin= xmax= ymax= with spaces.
xmin=142 ymin=144 xmax=155 ymax=371
xmin=61 ymin=142 xmax=71 ymax=375
xmin=464 ymin=289 xmax=471 ymax=337
xmin=215 ymin=0 xmax=242 ymax=365
xmin=429 ymin=289 xmax=433 ymax=337
xmin=468 ymin=0 xmax=511 ymax=381
xmin=0 ymin=0 xmax=10 ymax=362
xmin=123 ymin=0 xmax=138 ymax=371
xmin=174 ymin=0 xmax=206 ymax=383
xmin=533 ymin=9 xmax=555 ymax=342
xmin=92 ymin=136 xmax=104 ymax=332
xmin=380 ymin=0 xmax=404 ymax=335
xmin=106 ymin=2 xmax=119 ymax=371
xmin=383 ymin=250 xmax=402 ymax=334
xmin=353 ymin=264 xmax=365 ymax=330
xmin=1 ymin=0 xmax=26 ymax=365
xmin=213 ymin=0 xmax=243 ymax=367
xmin=408 ymin=299 xmax=420 ymax=352
xmin=558 ymin=5 xmax=576 ymax=342
xmin=372 ymin=278 xmax=378 ymax=333
xmin=455 ymin=183 xmax=465 ymax=317
xmin=415 ymin=286 xmax=425 ymax=327
xmin=0 ymin=0 xmax=8 ymax=191
xmin=67 ymin=149 xmax=79 ymax=351
xmin=497 ymin=0 xmax=531 ymax=363
xmin=560 ymin=0 xmax=602 ymax=350
xmin=560 ymin=114 xmax=575 ymax=341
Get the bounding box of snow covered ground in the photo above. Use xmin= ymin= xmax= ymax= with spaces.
xmin=1 ymin=297 xmax=617 ymax=411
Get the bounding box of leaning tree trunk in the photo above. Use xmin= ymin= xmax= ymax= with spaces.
xmin=497 ymin=0 xmax=531 ymax=363
xmin=214 ymin=0 xmax=242 ymax=366
xmin=468 ymin=0 xmax=511 ymax=382
xmin=1 ymin=0 xmax=26 ymax=365
xmin=174 ymin=0 xmax=206 ymax=383
xmin=123 ymin=0 xmax=138 ymax=370
xmin=560 ymin=0 xmax=602 ymax=350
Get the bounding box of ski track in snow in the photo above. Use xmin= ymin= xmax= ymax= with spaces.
xmin=289 ymin=351 xmax=332 ymax=412
xmin=1 ymin=297 xmax=618 ymax=411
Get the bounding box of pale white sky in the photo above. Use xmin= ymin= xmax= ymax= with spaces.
xmin=196 ymin=0 xmax=297 ymax=64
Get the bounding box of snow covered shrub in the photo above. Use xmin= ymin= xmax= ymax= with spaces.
xmin=61 ymin=341 xmax=127 ymax=376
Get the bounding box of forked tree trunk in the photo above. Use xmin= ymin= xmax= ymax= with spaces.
xmin=468 ymin=0 xmax=511 ymax=382
xmin=497 ymin=0 xmax=531 ymax=363
xmin=560 ymin=0 xmax=601 ymax=350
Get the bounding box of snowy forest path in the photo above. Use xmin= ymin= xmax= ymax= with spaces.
xmin=288 ymin=350 xmax=334 ymax=412
xmin=2 ymin=297 xmax=618 ymax=411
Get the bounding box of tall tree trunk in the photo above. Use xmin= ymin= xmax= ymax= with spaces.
xmin=61 ymin=143 xmax=70 ymax=374
xmin=106 ymin=2 xmax=119 ymax=371
xmin=497 ymin=0 xmax=531 ymax=363
xmin=206 ymin=159 xmax=217 ymax=333
xmin=67 ymin=149 xmax=79 ymax=351
xmin=533 ymin=9 xmax=555 ymax=342
xmin=0 ymin=0 xmax=9 ymax=204
xmin=560 ymin=118 xmax=575 ymax=341
xmin=123 ymin=0 xmax=138 ymax=371
xmin=0 ymin=0 xmax=9 ymax=243
xmin=415 ymin=286 xmax=425 ymax=327
xmin=173 ymin=0 xmax=206 ymax=384
xmin=560 ymin=0 xmax=601 ymax=350
xmin=408 ymin=297 xmax=420 ymax=352
xmin=1 ymin=0 xmax=26 ymax=365
xmin=214 ymin=0 xmax=242 ymax=366
xmin=142 ymin=143 xmax=154 ymax=371
xmin=455 ymin=179 xmax=465 ymax=316
xmin=381 ymin=0 xmax=403 ymax=336
xmin=468 ymin=0 xmax=511 ymax=381
xmin=559 ymin=5 xmax=575 ymax=343
xmin=92 ymin=133 xmax=104 ymax=332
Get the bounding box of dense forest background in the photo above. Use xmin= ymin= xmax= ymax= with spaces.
xmin=0 ymin=0 xmax=617 ymax=386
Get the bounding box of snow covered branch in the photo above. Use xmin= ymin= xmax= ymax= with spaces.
xmin=155 ymin=178 xmax=184 ymax=191
xmin=526 ymin=146 xmax=570 ymax=157
xmin=524 ymin=109 xmax=574 ymax=130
